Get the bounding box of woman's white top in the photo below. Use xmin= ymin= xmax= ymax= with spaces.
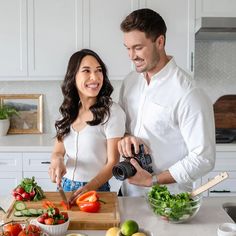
xmin=63 ymin=102 xmax=126 ymax=182
xmin=119 ymin=57 xmax=216 ymax=196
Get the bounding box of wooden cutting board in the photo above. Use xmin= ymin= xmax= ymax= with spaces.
xmin=4 ymin=191 xmax=120 ymax=230
xmin=214 ymin=95 xmax=236 ymax=129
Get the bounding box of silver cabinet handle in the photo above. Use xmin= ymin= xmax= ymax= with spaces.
xmin=41 ymin=161 xmax=51 ymax=164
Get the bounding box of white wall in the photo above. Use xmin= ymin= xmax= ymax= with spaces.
xmin=1 ymin=40 xmax=236 ymax=133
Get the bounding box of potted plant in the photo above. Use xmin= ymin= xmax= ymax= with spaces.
xmin=0 ymin=104 xmax=19 ymax=136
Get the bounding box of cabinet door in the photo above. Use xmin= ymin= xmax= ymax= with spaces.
xmin=24 ymin=172 xmax=55 ymax=191
xmin=0 ymin=172 xmax=22 ymax=196
xmin=0 ymin=0 xmax=27 ymax=78
xmin=84 ymin=0 xmax=134 ymax=80
xmin=197 ymin=0 xmax=236 ymax=17
xmin=144 ymin=0 xmax=195 ymax=74
xmin=28 ymin=0 xmax=83 ymax=79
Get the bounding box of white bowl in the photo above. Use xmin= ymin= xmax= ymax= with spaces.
xmin=217 ymin=223 xmax=236 ymax=236
xmin=31 ymin=218 xmax=70 ymax=236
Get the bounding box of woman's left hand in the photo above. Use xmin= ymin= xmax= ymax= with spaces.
xmin=68 ymin=187 xmax=87 ymax=205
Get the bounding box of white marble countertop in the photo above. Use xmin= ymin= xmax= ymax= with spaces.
xmin=0 ymin=196 xmax=235 ymax=236
xmin=1 ymin=134 xmax=236 ymax=152
xmin=0 ymin=134 xmax=54 ymax=152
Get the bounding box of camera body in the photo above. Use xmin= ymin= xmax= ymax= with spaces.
xmin=112 ymin=144 xmax=153 ymax=181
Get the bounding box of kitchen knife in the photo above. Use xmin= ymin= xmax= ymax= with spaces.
xmin=58 ymin=186 xmax=69 ymax=207
xmin=190 ymin=172 xmax=229 ymax=198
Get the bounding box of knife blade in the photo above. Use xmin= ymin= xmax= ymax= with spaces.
xmin=58 ymin=186 xmax=69 ymax=207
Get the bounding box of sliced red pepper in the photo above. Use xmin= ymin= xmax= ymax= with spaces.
xmin=77 ymin=201 xmax=101 ymax=213
xmin=60 ymin=200 xmax=70 ymax=210
xmin=77 ymin=190 xmax=99 ymax=202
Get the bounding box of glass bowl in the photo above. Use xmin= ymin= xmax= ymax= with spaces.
xmin=145 ymin=191 xmax=202 ymax=223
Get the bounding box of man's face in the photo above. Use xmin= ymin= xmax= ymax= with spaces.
xmin=123 ymin=30 xmax=160 ymax=74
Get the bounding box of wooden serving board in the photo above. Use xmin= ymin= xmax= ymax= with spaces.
xmin=214 ymin=95 xmax=236 ymax=129
xmin=5 ymin=191 xmax=120 ymax=230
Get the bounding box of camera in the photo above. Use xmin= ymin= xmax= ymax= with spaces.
xmin=112 ymin=144 xmax=153 ymax=181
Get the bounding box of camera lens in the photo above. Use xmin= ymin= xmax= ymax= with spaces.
xmin=112 ymin=161 xmax=136 ymax=181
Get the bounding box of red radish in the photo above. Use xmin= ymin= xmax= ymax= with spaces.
xmin=15 ymin=194 xmax=23 ymax=201
xmin=15 ymin=187 xmax=25 ymax=194
xmin=21 ymin=192 xmax=31 ymax=200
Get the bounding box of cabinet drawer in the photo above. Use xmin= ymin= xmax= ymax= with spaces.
xmin=0 ymin=153 xmax=22 ymax=171
xmin=214 ymin=156 xmax=236 ymax=171
xmin=24 ymin=172 xmax=55 ymax=191
xmin=23 ymin=153 xmax=51 ymax=171
xmin=202 ymin=172 xmax=236 ymax=196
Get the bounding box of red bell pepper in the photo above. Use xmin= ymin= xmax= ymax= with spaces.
xmin=76 ymin=190 xmax=101 ymax=213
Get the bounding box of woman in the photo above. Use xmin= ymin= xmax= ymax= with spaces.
xmin=48 ymin=49 xmax=125 ymax=203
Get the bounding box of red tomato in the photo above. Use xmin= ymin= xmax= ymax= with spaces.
xmin=37 ymin=216 xmax=45 ymax=224
xmin=57 ymin=219 xmax=65 ymax=224
xmin=3 ymin=223 xmax=22 ymax=236
xmin=77 ymin=201 xmax=101 ymax=213
xmin=61 ymin=212 xmax=69 ymax=220
xmin=44 ymin=218 xmax=54 ymax=225
xmin=18 ymin=224 xmax=42 ymax=236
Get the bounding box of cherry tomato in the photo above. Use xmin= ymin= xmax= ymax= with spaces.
xmin=44 ymin=218 xmax=54 ymax=225
xmin=15 ymin=194 xmax=23 ymax=201
xmin=18 ymin=224 xmax=41 ymax=236
xmin=3 ymin=223 xmax=22 ymax=236
xmin=77 ymin=201 xmax=101 ymax=213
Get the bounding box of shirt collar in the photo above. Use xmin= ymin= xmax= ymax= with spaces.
xmin=140 ymin=56 xmax=177 ymax=82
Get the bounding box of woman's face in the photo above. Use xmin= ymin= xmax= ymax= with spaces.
xmin=75 ymin=55 xmax=104 ymax=100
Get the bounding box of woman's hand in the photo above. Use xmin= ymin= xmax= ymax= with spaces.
xmin=48 ymin=155 xmax=67 ymax=186
xmin=68 ymin=186 xmax=87 ymax=205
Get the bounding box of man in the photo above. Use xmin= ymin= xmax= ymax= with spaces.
xmin=118 ymin=8 xmax=215 ymax=196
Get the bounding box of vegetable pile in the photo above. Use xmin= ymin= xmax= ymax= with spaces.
xmin=37 ymin=204 xmax=69 ymax=225
xmin=12 ymin=177 xmax=45 ymax=201
xmin=147 ymin=185 xmax=201 ymax=222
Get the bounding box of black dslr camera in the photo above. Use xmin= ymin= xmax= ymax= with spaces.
xmin=112 ymin=144 xmax=153 ymax=181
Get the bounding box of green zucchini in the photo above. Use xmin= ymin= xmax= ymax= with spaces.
xmin=14 ymin=201 xmax=26 ymax=211
xmin=14 ymin=211 xmax=23 ymax=217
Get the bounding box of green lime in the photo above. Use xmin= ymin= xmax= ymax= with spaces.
xmin=120 ymin=220 xmax=139 ymax=236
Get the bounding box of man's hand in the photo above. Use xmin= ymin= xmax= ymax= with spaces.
xmin=118 ymin=135 xmax=148 ymax=157
xmin=48 ymin=156 xmax=67 ymax=186
xmin=127 ymin=158 xmax=152 ymax=187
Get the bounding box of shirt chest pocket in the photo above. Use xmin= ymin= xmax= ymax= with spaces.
xmin=143 ymin=102 xmax=171 ymax=135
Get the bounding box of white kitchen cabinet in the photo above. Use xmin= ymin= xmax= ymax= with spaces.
xmin=0 ymin=172 xmax=22 ymax=197
xmin=196 ymin=0 xmax=236 ymax=18
xmin=0 ymin=0 xmax=194 ymax=80
xmin=85 ymin=0 xmax=133 ymax=80
xmin=0 ymin=0 xmax=27 ymax=78
xmin=27 ymin=0 xmax=82 ymax=79
xmin=0 ymin=151 xmax=54 ymax=196
xmin=201 ymin=150 xmax=236 ymax=197
xmin=142 ymin=0 xmax=195 ymax=74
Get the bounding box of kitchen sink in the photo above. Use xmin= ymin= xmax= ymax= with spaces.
xmin=223 ymin=203 xmax=236 ymax=222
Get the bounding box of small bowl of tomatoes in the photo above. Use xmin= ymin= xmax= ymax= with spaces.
xmin=3 ymin=222 xmax=45 ymax=236
xmin=33 ymin=207 xmax=70 ymax=236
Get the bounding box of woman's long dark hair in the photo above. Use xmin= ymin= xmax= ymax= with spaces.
xmin=55 ymin=49 xmax=113 ymax=141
